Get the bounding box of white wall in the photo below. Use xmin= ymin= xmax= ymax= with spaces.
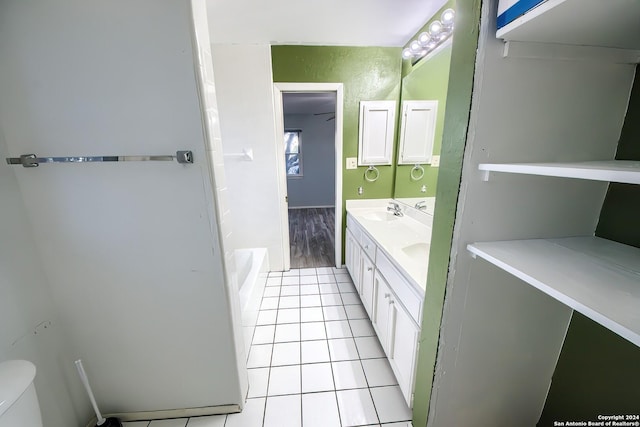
xmin=0 ymin=0 xmax=241 ymax=416
xmin=211 ymin=44 xmax=286 ymax=271
xmin=284 ymin=114 xmax=336 ymax=208
xmin=428 ymin=0 xmax=636 ymax=425
xmin=0 ymin=129 xmax=85 ymax=427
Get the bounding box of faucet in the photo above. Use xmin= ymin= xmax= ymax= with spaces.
xmin=415 ymin=201 xmax=427 ymax=210
xmin=387 ymin=202 xmax=404 ymax=217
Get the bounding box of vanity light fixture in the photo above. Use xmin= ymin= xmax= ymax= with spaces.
xmin=402 ymin=8 xmax=455 ymax=62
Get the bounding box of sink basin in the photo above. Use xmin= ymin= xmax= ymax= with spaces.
xmin=361 ymin=211 xmax=399 ymax=222
xmin=402 ymin=242 xmax=429 ymax=260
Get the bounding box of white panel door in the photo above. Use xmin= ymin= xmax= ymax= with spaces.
xmin=358 ymin=100 xmax=396 ymax=165
xmin=398 ymin=100 xmax=438 ymax=165
xmin=360 ymin=254 xmax=376 ymax=318
xmin=388 ymin=297 xmax=420 ymax=407
xmin=373 ymin=270 xmax=393 ymax=350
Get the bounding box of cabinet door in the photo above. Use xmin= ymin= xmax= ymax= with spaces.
xmin=388 ymin=299 xmax=420 ymax=407
xmin=398 ymin=100 xmax=438 ymax=165
xmin=358 ymin=100 xmax=396 ymax=165
xmin=345 ymin=230 xmax=361 ymax=290
xmin=360 ymin=254 xmax=375 ymax=319
xmin=373 ymin=270 xmax=392 ymax=351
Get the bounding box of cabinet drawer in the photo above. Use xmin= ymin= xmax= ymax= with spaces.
xmin=360 ymin=232 xmax=377 ymax=262
xmin=346 ymin=215 xmax=362 ymax=242
xmin=376 ymin=251 xmax=422 ymax=325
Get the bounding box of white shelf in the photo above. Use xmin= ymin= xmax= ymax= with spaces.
xmin=497 ymin=0 xmax=640 ymax=52
xmin=468 ymin=237 xmax=640 ymax=347
xmin=479 ymin=160 xmax=640 ymax=184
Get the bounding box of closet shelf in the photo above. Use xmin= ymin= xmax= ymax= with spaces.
xmin=468 ymin=237 xmax=640 ymax=347
xmin=479 ymin=160 xmax=640 ymax=184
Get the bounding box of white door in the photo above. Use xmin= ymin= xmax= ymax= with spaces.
xmin=360 ymin=255 xmax=375 ymax=318
xmin=388 ymin=299 xmax=420 ymax=407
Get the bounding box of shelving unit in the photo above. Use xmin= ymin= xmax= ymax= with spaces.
xmin=468 ymin=237 xmax=640 ymax=347
xmin=479 ymin=160 xmax=640 ymax=184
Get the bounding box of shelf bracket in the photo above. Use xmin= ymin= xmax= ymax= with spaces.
xmin=480 ymin=170 xmax=490 ymax=182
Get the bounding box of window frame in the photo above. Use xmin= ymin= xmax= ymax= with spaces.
xmin=284 ymin=129 xmax=303 ymax=178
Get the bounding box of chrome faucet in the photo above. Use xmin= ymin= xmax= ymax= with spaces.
xmin=387 ymin=202 xmax=404 ymax=217
xmin=415 ymin=201 xmax=427 ymax=210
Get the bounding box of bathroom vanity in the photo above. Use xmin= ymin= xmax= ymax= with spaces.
xmin=345 ymin=199 xmax=433 ymax=407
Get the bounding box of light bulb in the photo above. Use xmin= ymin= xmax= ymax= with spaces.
xmin=409 ymin=40 xmax=422 ymax=53
xmin=429 ymin=20 xmax=443 ymax=36
xmin=441 ymin=8 xmax=455 ymax=27
xmin=426 ymin=40 xmax=438 ymax=51
xmin=418 ymin=32 xmax=431 ymax=47
xmin=402 ymin=48 xmax=413 ymax=59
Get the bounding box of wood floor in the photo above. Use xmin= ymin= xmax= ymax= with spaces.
xmin=288 ymin=207 xmax=335 ymax=268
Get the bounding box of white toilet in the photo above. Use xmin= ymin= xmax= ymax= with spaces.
xmin=0 ymin=360 xmax=44 ymax=427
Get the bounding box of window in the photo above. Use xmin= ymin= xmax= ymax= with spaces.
xmin=284 ymin=130 xmax=303 ymax=177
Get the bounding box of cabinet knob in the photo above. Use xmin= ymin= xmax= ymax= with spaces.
xmin=390 ymin=300 xmax=395 ymax=305
xmin=367 ymin=267 xmax=372 ymax=271
xmin=364 ymin=244 xmax=369 ymax=249
xmin=384 ymin=293 xmax=390 ymax=299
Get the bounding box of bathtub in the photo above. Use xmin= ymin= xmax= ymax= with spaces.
xmin=236 ymin=248 xmax=268 ymax=311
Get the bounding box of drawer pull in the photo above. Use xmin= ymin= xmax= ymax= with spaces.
xmin=367 ymin=267 xmax=373 ymax=271
xmin=384 ymin=293 xmax=390 ymax=299
xmin=364 ymin=244 xmax=369 ymax=249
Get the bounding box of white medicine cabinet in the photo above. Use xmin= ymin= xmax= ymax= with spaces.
xmin=398 ymin=100 xmax=438 ymax=165
xmin=358 ymin=100 xmax=396 ymax=166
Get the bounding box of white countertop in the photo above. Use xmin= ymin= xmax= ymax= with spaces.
xmin=346 ymin=199 xmax=432 ymax=293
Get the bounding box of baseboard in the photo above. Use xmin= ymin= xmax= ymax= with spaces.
xmin=85 ymin=404 xmax=241 ymax=426
xmin=288 ymin=205 xmax=335 ymax=209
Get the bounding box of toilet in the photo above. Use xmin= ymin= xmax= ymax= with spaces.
xmin=0 ymin=360 xmax=43 ymax=427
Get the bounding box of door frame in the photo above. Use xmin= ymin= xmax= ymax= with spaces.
xmin=273 ymin=82 xmax=344 ymax=269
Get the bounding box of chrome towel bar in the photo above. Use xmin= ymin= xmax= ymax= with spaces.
xmin=6 ymin=151 xmax=193 ymax=168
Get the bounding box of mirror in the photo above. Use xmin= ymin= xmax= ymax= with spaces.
xmin=392 ymin=18 xmax=454 ymax=213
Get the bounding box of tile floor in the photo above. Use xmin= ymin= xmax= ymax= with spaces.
xmin=123 ymin=267 xmax=412 ymax=427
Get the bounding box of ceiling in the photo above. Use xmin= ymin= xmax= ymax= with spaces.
xmin=206 ymin=0 xmax=448 ymax=47
xmin=283 ymin=93 xmax=336 ymax=115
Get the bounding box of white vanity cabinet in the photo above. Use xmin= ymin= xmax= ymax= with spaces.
xmin=345 ymin=212 xmax=424 ymax=407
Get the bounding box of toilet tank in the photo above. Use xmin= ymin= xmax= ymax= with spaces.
xmin=0 ymin=360 xmax=43 ymax=427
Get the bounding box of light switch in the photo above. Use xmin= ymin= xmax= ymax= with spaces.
xmin=346 ymin=157 xmax=358 ymax=169
xmin=431 ymin=155 xmax=440 ymax=167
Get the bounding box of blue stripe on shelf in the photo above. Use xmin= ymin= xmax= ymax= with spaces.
xmin=497 ymin=0 xmax=546 ymax=29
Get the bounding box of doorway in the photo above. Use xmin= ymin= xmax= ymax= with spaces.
xmin=273 ymin=83 xmax=344 ymax=270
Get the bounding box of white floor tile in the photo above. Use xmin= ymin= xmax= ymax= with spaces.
xmin=277 ymin=308 xmax=301 ymax=324
xmin=252 ymin=325 xmax=275 ymax=345
xmin=327 ymin=338 xmax=359 ymax=361
xmin=263 ymin=287 xmax=280 ymax=298
xmin=261 ymin=297 xmax=280 ymax=310
xmin=257 ymin=310 xmax=278 ymax=325
xmin=266 ymin=277 xmax=282 ymax=286
xmin=268 ymin=271 xmax=283 ymax=277
xmin=325 ymin=320 xmax=353 ymax=339
xmin=283 ymin=270 xmax=299 ymax=277
xmin=299 ymin=267 xmax=317 ymax=276
xmin=323 ymin=305 xmax=348 ymax=321
xmin=279 ymin=296 xmax=300 ymax=309
xmin=300 ymin=284 xmax=320 ymax=295
xmin=381 ymin=422 xmax=413 ymax=427
xmin=338 ymin=282 xmax=357 ymax=293
xmin=333 ymin=267 xmax=346 ymax=272
xmin=317 ymin=274 xmax=337 ymax=283
xmin=300 ymin=295 xmax=321 ymax=307
xmin=302 ymin=391 xmax=341 ymax=427
xmin=370 ymin=386 xmax=412 ymax=423
xmin=282 ymin=276 xmax=300 ymax=285
xmin=355 ymin=336 xmax=386 ymax=359
xmin=349 ymin=318 xmax=376 ymax=337
xmin=186 ymin=415 xmax=225 ymax=427
xmin=320 ymin=293 xmax=343 ymax=306
xmin=315 ymin=266 xmax=334 ymax=274
xmin=301 ymin=362 xmax=335 ymax=392
xmin=361 ymin=358 xmax=398 ymax=387
xmin=300 ymin=307 xmax=324 ymax=322
xmin=264 ymin=394 xmax=301 ymax=427
xmin=300 ymin=322 xmax=327 ymax=341
xmin=274 ymin=323 xmax=300 ymax=343
xmin=345 ymin=304 xmax=368 ymax=320
xmin=268 ymin=365 xmax=301 ymax=395
xmin=148 ymin=419 xmax=188 ymax=427
xmin=271 ymin=342 xmax=301 ymax=366
xmin=336 ymin=389 xmax=379 ymax=427
xmin=300 ymin=275 xmax=319 ymax=284
xmin=340 ymin=292 xmax=362 ymax=305
xmin=334 ymin=273 xmax=353 ymax=283
xmin=332 ymin=360 xmax=368 ymax=390
xmin=247 ymin=343 xmax=273 ymax=368
xmin=122 ymin=423 xmax=149 ymax=427
xmin=247 ymin=367 xmax=269 ymax=398
xmin=280 ymin=286 xmax=300 ymax=296
xmin=319 ymin=283 xmax=340 ymax=294
xmin=225 ymin=398 xmax=265 ymax=427
xmin=301 ymin=340 xmax=330 ymax=363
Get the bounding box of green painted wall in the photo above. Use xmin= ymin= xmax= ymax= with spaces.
xmin=411 ymin=1 xmax=481 ymax=425
xmin=537 ymin=66 xmax=640 ymax=426
xmin=394 ymin=44 xmax=452 ymax=198
xmin=271 ymin=46 xmax=402 ymax=255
